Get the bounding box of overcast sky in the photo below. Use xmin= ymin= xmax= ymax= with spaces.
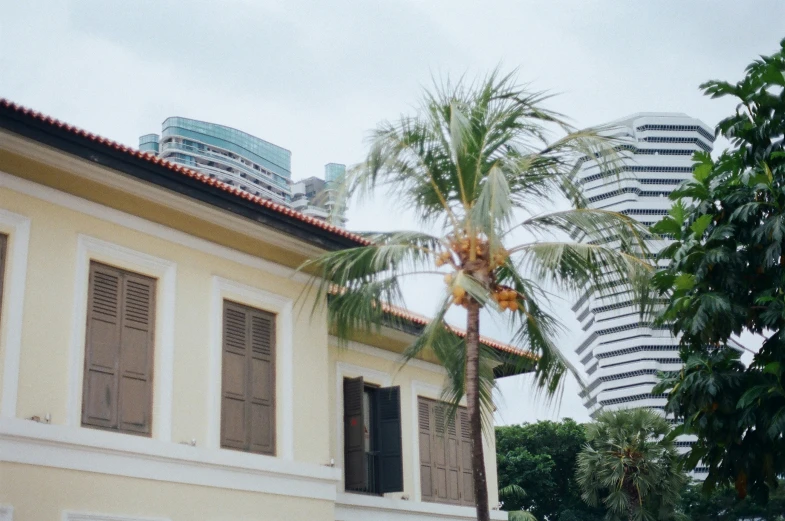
xmin=2 ymin=1 xmax=784 ymax=426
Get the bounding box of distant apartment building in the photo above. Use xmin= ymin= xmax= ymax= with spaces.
xmin=571 ymin=113 xmax=734 ymax=477
xmin=292 ymin=163 xmax=347 ymax=225
xmin=139 ymin=117 xmax=293 ymax=206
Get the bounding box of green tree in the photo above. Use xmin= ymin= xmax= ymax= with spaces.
xmin=496 ymin=419 xmax=604 ymax=521
xmin=652 ymin=39 xmax=785 ymax=501
xmin=576 ymin=408 xmax=687 ymax=521
xmin=680 ymin=480 xmax=785 ymax=521
xmin=301 ymin=71 xmax=653 ymax=521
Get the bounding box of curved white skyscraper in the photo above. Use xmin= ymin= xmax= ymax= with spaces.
xmin=572 ymin=113 xmax=714 ymax=421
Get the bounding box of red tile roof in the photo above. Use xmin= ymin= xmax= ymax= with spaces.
xmin=0 ymin=98 xmax=371 ymax=247
xmin=0 ymin=97 xmax=535 ymax=364
xmin=381 ymin=302 xmax=537 ymax=360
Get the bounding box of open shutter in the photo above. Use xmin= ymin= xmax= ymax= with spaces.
xmin=376 ymin=386 xmax=403 ymax=493
xmin=117 ymin=272 xmax=155 ymax=435
xmin=0 ymin=234 xmax=7 ymax=320
xmin=458 ymin=408 xmax=475 ymax=506
xmin=343 ymin=376 xmax=366 ymax=490
xmin=249 ymin=309 xmax=275 ymax=455
xmin=418 ymin=398 xmax=434 ymax=501
xmin=221 ymin=301 xmax=250 ymax=450
xmin=83 ymin=263 xmax=122 ymax=429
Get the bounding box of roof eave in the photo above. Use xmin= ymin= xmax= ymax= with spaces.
xmin=0 ymin=103 xmax=364 ymax=252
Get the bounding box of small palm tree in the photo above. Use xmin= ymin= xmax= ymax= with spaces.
xmin=576 ymin=409 xmax=687 ymax=521
xmin=302 ymin=71 xmax=653 ymax=521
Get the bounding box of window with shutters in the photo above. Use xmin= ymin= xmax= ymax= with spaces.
xmin=343 ymin=377 xmax=403 ymax=495
xmin=417 ymin=397 xmax=474 ymax=506
xmin=82 ymin=262 xmax=156 ymax=436
xmin=221 ymin=300 xmax=276 ymax=456
xmin=0 ymin=233 xmax=7 ymax=322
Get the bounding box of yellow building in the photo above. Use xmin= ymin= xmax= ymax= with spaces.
xmin=0 ymin=99 xmax=533 ymax=521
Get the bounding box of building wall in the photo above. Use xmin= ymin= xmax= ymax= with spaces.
xmin=2 ymin=462 xmax=334 ymax=521
xmin=0 ymin=151 xmax=504 ymax=520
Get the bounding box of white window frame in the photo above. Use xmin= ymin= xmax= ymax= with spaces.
xmin=0 ymin=208 xmax=31 ymax=419
xmin=207 ymin=276 xmax=294 ymax=459
xmin=410 ymin=380 xmax=467 ymax=503
xmin=67 ymin=235 xmax=177 ymax=441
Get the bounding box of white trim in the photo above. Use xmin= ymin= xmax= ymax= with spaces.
xmin=0 ymin=169 xmax=310 ymax=284
xmin=409 ymin=380 xmax=465 ymax=503
xmin=207 ymin=276 xmax=294 ymax=459
xmin=334 ymin=361 xmax=392 ymax=489
xmin=335 ymin=492 xmax=507 ymax=521
xmin=64 ymin=512 xmax=170 ymax=521
xmin=332 ymin=336 xmax=447 ymax=376
xmin=0 ymin=208 xmax=30 ymax=419
xmin=67 ymin=235 xmax=177 ymax=442
xmin=0 ymin=505 xmax=12 ymax=521
xmin=0 ymin=134 xmax=326 ymax=260
xmin=0 ymin=417 xmax=340 ymax=502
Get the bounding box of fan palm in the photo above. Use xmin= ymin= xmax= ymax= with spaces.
xmin=576 ymin=409 xmax=687 ymax=521
xmin=301 ymin=71 xmax=653 ymax=521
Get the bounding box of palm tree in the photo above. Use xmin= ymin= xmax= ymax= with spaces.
xmin=576 ymin=408 xmax=687 ymax=521
xmin=302 ymin=71 xmax=653 ymax=521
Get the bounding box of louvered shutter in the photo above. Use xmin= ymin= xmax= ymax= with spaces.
xmin=418 ymin=398 xmax=434 ymax=500
xmin=221 ymin=301 xmax=276 ymax=455
xmin=83 ymin=262 xmax=155 ymax=435
xmin=458 ymin=409 xmax=475 ymax=506
xmin=419 ymin=398 xmax=475 ymax=506
xmin=249 ymin=309 xmax=275 ymax=455
xmin=377 ymin=386 xmax=403 ymax=493
xmin=117 ymin=272 xmax=155 ymax=434
xmin=0 ymin=233 xmax=7 ymax=320
xmin=343 ymin=376 xmax=366 ymax=490
xmin=445 ymin=409 xmax=462 ymax=503
xmin=221 ymin=301 xmax=250 ymax=450
xmin=83 ymin=263 xmax=123 ymax=429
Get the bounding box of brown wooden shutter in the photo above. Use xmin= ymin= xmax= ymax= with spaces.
xmin=249 ymin=310 xmax=275 ymax=455
xmin=221 ymin=302 xmax=249 ymax=450
xmin=221 ymin=300 xmax=276 ymax=455
xmin=82 ymin=262 xmax=155 ymax=435
xmin=343 ymin=376 xmax=366 ymax=490
xmin=419 ymin=398 xmax=475 ymax=506
xmin=418 ymin=398 xmax=434 ymax=501
xmin=458 ymin=408 xmax=475 ymax=506
xmin=117 ymin=272 xmax=155 ymax=434
xmin=0 ymin=233 xmax=7 ymax=321
xmin=445 ymin=409 xmax=462 ymax=503
xmin=377 ymin=386 xmax=403 ymax=493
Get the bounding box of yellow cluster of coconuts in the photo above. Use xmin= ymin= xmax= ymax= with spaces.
xmin=492 ymin=287 xmax=519 ymax=311
xmin=438 ymin=235 xmax=517 ymax=311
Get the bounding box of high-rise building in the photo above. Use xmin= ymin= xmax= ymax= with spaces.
xmin=571 ymin=113 xmax=730 ymax=477
xmin=140 ymin=117 xmax=293 ymax=206
xmin=291 ymin=163 xmax=348 ymax=225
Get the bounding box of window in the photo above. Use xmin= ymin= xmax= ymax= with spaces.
xmin=0 ymin=233 xmax=7 ymax=321
xmin=82 ymin=262 xmax=156 ymax=435
xmin=221 ymin=300 xmax=275 ymax=455
xmin=343 ymin=377 xmax=403 ymax=494
xmin=418 ymin=397 xmax=474 ymax=506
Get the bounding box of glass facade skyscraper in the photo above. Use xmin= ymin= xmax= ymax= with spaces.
xmin=140 ymin=117 xmax=293 ymax=205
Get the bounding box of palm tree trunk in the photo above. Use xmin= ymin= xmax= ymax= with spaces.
xmin=465 ymin=299 xmax=490 ymax=521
